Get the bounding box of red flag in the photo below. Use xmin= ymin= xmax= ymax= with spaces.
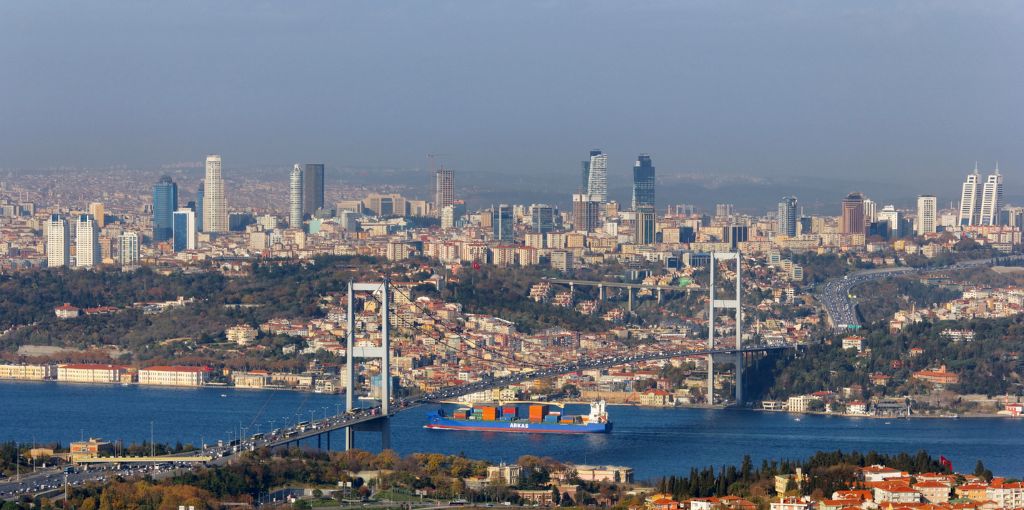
xmin=472 ymin=261 xmax=481 ymax=270
xmin=940 ymin=456 xmax=953 ymax=472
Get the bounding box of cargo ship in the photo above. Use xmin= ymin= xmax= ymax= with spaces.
xmin=425 ymin=401 xmax=611 ymax=434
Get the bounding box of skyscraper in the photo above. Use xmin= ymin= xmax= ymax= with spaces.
xmin=46 ymin=213 xmax=69 ymax=268
xmin=572 ymin=194 xmax=601 ymax=232
xmin=196 ymin=181 xmax=204 ymax=232
xmin=863 ymin=198 xmax=878 ymax=224
xmin=289 ymin=164 xmax=304 ymax=228
xmin=580 ymin=159 xmax=591 ymax=193
xmin=435 ymin=169 xmax=454 ymax=214
xmin=959 ymin=165 xmax=983 ymax=226
xmin=586 ymin=150 xmax=608 ymax=203
xmin=302 ymin=163 xmax=325 ymax=217
xmin=89 ymin=202 xmax=105 ymax=229
xmin=492 ymin=204 xmax=514 ymax=242
xmin=152 ymin=175 xmax=178 ymax=242
xmin=120 ymin=231 xmax=139 ymax=267
xmin=203 ymin=155 xmax=227 ymax=233
xmin=75 ymin=214 xmax=99 ymax=268
xmin=917 ymin=195 xmax=938 ymax=235
xmin=979 ymin=166 xmax=1003 ymax=226
xmin=635 ymin=206 xmax=656 ymax=245
xmin=878 ymin=205 xmax=900 ymax=235
xmin=777 ymin=196 xmax=798 ymax=237
xmin=172 ymin=209 xmax=196 ymax=251
xmin=632 ymin=154 xmax=655 ymax=211
xmin=530 ymin=204 xmax=556 ymax=234
xmin=841 ymin=192 xmax=866 ymax=235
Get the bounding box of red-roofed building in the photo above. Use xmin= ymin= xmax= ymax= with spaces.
xmin=138 ymin=365 xmax=210 ymax=387
xmin=58 ymin=364 xmax=129 ymax=383
xmin=54 ymin=303 xmax=80 ymax=319
xmin=912 ymin=365 xmax=958 ymax=385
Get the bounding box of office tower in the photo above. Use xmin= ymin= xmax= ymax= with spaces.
xmin=580 ymin=159 xmax=590 ymax=193
xmin=777 ymin=196 xmax=798 ymax=237
xmin=841 ymin=192 xmax=866 ymax=235
xmin=172 ymin=209 xmax=196 ymax=251
xmin=152 ymin=175 xmax=178 ymax=242
xmin=289 ymin=164 xmax=304 ymax=228
xmin=75 ymin=214 xmax=99 ymax=268
xmin=635 ymin=206 xmax=656 ymax=245
xmin=632 ymin=154 xmax=655 ymax=210
xmin=878 ymin=205 xmax=900 ymax=235
xmin=120 ymin=232 xmax=140 ymax=267
xmin=203 ymin=155 xmax=227 ymax=232
xmin=917 ymin=195 xmax=938 ymax=235
xmin=530 ymin=204 xmax=556 ymax=234
xmin=959 ymin=165 xmax=983 ymax=226
xmin=980 ymin=166 xmax=1003 ymax=226
xmin=863 ymin=198 xmax=877 ymax=224
xmin=572 ymin=193 xmax=601 ymax=232
xmin=715 ymin=204 xmax=735 ymax=218
xmin=492 ymin=204 xmax=514 ymax=242
xmin=46 ymin=213 xmax=70 ymax=268
xmin=726 ymin=224 xmax=748 ymax=249
xmin=89 ymin=202 xmax=105 ymax=228
xmin=586 ymin=150 xmax=608 ymax=203
xmin=302 ymin=163 xmax=325 ymax=217
xmin=196 ymin=182 xmax=204 ymax=232
xmin=435 ymin=169 xmax=454 ymax=214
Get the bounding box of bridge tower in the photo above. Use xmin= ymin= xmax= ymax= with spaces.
xmin=707 ymin=252 xmax=743 ymax=406
xmin=344 ymin=279 xmax=393 ymax=451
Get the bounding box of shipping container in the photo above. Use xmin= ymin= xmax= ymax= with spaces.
xmin=482 ymin=407 xmax=498 ymax=421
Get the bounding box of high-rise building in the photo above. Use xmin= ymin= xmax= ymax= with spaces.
xmin=715 ymin=204 xmax=735 ymax=218
xmin=152 ymin=175 xmax=178 ymax=242
xmin=777 ymin=196 xmax=798 ymax=237
xmin=302 ymin=163 xmax=325 ymax=217
xmin=980 ymin=166 xmax=1003 ymax=226
xmin=46 ymin=214 xmax=69 ymax=268
xmin=196 ymin=181 xmax=204 ymax=232
xmin=726 ymin=224 xmax=748 ymax=249
xmin=841 ymin=192 xmax=866 ymax=235
xmin=89 ymin=202 xmax=105 ymax=228
xmin=289 ymin=164 xmax=304 ymax=228
xmin=863 ymin=198 xmax=878 ymax=224
xmin=635 ymin=206 xmax=656 ymax=245
xmin=586 ymin=150 xmax=608 ymax=203
xmin=632 ymin=154 xmax=655 ymax=211
xmin=119 ymin=232 xmax=139 ymax=267
xmin=959 ymin=165 xmax=983 ymax=226
xmin=878 ymin=205 xmax=900 ymax=235
xmin=530 ymin=204 xmax=556 ymax=234
xmin=172 ymin=209 xmax=196 ymax=252
xmin=203 ymin=155 xmax=227 ymax=233
xmin=75 ymin=214 xmax=99 ymax=268
xmin=572 ymin=193 xmax=601 ymax=232
xmin=435 ymin=169 xmax=454 ymax=214
xmin=916 ymin=195 xmax=938 ymax=236
xmin=580 ymin=158 xmax=591 ymax=193
xmin=492 ymin=204 xmax=514 ymax=243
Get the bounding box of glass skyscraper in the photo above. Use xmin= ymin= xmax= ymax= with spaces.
xmin=152 ymin=175 xmax=178 ymax=242
xmin=632 ymin=154 xmax=655 ymax=211
xmin=492 ymin=204 xmax=514 ymax=242
xmin=172 ymin=209 xmax=196 ymax=252
xmin=302 ymin=163 xmax=325 ymax=217
xmin=777 ymin=196 xmax=798 ymax=237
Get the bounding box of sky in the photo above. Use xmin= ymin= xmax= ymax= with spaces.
xmin=1 ymin=1 xmax=1021 ymax=202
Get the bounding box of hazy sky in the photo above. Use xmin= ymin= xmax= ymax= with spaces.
xmin=1 ymin=1 xmax=1021 ymax=194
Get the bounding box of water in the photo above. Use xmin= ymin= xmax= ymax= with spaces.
xmin=2 ymin=381 xmax=1022 ymax=479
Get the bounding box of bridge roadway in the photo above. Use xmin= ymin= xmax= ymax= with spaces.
xmin=543 ymin=277 xmax=695 ymax=293
xmin=815 ymin=255 xmax=1024 ymax=331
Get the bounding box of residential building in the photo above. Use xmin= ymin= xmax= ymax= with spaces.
xmin=88 ymin=202 xmax=105 ymax=228
xmin=46 ymin=213 xmax=70 ymax=268
xmin=75 ymin=214 xmax=99 ymax=268
xmin=435 ymin=168 xmax=454 ymax=214
xmin=486 ymin=463 xmax=522 ymax=486
xmin=226 ymin=324 xmax=259 ymax=345
xmin=302 ymin=163 xmax=325 ymax=217
xmin=289 ymin=164 xmax=303 ymax=227
xmin=119 ymin=231 xmax=139 ymax=267
xmin=573 ymin=193 xmax=600 ymax=232
xmin=778 ymin=197 xmax=798 ymax=237
xmin=639 ymin=389 xmax=673 ymax=407
xmin=203 ymin=154 xmax=228 ymax=232
xmin=172 ymin=209 xmax=196 ymax=252
xmin=152 ymin=175 xmax=178 ymax=242
xmin=917 ymin=195 xmax=937 ymax=235
xmin=632 ymin=154 xmax=655 ymax=210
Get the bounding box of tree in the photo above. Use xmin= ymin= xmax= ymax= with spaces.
xmin=551 ymin=486 xmax=561 ymax=505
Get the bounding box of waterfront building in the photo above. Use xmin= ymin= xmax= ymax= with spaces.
xmin=138 ymin=366 xmax=209 ymax=387
xmin=586 ymin=149 xmax=608 ymax=203
xmin=46 ymin=213 xmax=70 ymax=268
xmin=0 ymin=364 xmax=56 ymax=381
xmin=203 ymin=154 xmax=228 ymax=233
xmin=492 ymin=204 xmax=514 ymax=242
xmin=841 ymin=192 xmax=866 ymax=235
xmin=777 ymin=196 xmax=798 ymax=237
xmin=302 ymin=163 xmax=325 ymax=217
xmin=289 ymin=164 xmax=303 ymax=227
xmin=916 ymin=195 xmax=937 ymax=235
xmin=232 ymin=370 xmax=271 ymax=389
xmin=172 ymin=209 xmax=196 ymax=251
xmin=119 ymin=231 xmax=139 ymax=267
xmin=980 ymin=166 xmax=1003 ymax=226
xmin=632 ymin=154 xmax=655 ymax=211
xmin=75 ymin=214 xmax=99 ymax=268
xmin=435 ymin=169 xmax=454 ymax=214
xmin=152 ymin=175 xmax=178 ymax=242
xmin=57 ymin=364 xmax=129 ymax=384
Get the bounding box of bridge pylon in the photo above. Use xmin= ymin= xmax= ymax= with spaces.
xmin=344 ymin=279 xmax=394 ymax=451
xmin=707 ymin=252 xmax=743 ymax=406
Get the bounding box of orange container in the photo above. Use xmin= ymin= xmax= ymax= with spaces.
xmin=482 ymin=407 xmax=498 ymax=421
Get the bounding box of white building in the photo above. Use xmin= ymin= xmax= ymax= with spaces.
xmin=916 ymin=195 xmax=937 ymax=235
xmin=586 ymin=150 xmax=608 ymax=203
xmin=138 ymin=366 xmax=209 ymax=387
xmin=877 ymin=205 xmax=900 ymax=233
xmin=203 ymin=154 xmax=228 ymax=232
xmin=120 ymin=231 xmax=140 ymax=267
xmin=57 ymin=364 xmax=129 ymax=384
xmin=289 ymin=164 xmax=303 ymax=228
xmin=46 ymin=213 xmax=70 ymax=268
xmin=979 ymin=167 xmax=1003 ymax=226
xmin=75 ymin=214 xmax=100 ymax=268
xmin=173 ymin=209 xmax=196 ymax=251
xmin=959 ymin=166 xmax=982 ymax=226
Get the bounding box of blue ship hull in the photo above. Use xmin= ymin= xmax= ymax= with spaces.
xmin=425 ymin=414 xmax=611 ymax=434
